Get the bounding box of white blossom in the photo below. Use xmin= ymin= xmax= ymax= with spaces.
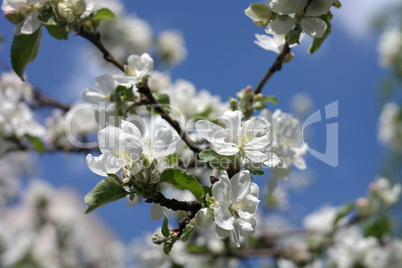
xmin=211 ymin=170 xmax=259 ymax=247
xmin=2 ymin=0 xmax=47 ymax=35
xmin=261 ymin=109 xmax=307 ymax=181
xmin=370 ymin=177 xmax=401 ymax=206
xmin=303 ymin=205 xmax=338 ymax=233
xmin=86 ymin=120 xmax=143 ymax=177
xmin=378 ymin=102 xmax=402 ymax=150
xmin=267 ymin=0 xmax=333 ymax=38
xmin=378 ymin=27 xmax=402 ymax=68
xmin=157 ymin=30 xmax=187 ymax=66
xmin=196 ymin=110 xmax=278 ymax=167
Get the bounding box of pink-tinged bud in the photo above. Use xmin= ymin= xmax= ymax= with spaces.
xmin=369 ymin=182 xmax=379 ymax=193
xmin=356 ymin=197 xmax=368 ymax=208
xmin=4 ymin=11 xmax=25 ymax=24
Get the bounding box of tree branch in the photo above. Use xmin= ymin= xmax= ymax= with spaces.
xmin=31 ymin=87 xmax=71 ymax=112
xmin=137 ymin=84 xmax=203 ymax=154
xmin=77 ymin=28 xmax=125 ymax=72
xmin=254 ymin=43 xmax=291 ymax=95
xmin=144 ymin=191 xmax=201 ymax=212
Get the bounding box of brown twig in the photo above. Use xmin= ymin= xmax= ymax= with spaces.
xmin=31 ymin=87 xmax=71 ymax=112
xmin=77 ymin=28 xmax=125 ymax=72
xmin=137 ymin=84 xmax=203 ymax=154
xmin=144 ymin=191 xmax=201 ymax=212
xmin=254 ymin=43 xmax=291 ymax=95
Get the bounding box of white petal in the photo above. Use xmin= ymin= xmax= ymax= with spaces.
xmin=264 ymin=152 xmax=280 ymax=167
xmin=269 ymin=0 xmax=307 ymax=15
xmin=98 ymin=125 xmax=124 ymax=156
xmin=237 ymin=218 xmax=256 ymax=237
xmin=266 ymin=16 xmax=296 ymax=35
xmin=152 ymin=124 xmax=180 ymax=157
xmin=195 ymin=208 xmax=214 ymax=228
xmin=215 ymin=225 xmax=229 ymax=238
xmin=301 ymin=17 xmax=327 ymax=38
xmin=86 ymin=151 xmax=126 ymax=177
xmin=230 ymin=170 xmax=251 ymax=202
xmin=20 ymin=12 xmax=41 ymax=35
xmin=254 ymin=34 xmax=282 ymax=54
xmin=95 ymin=74 xmax=117 ymax=95
xmin=221 ymin=110 xmax=243 ymax=142
xmin=305 ymin=0 xmax=333 ymax=16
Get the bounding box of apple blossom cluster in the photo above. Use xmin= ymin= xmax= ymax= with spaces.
xmin=245 ymin=0 xmax=341 ymax=54
xmin=378 ymin=102 xmax=402 ymax=151
xmin=2 ymin=0 xmax=98 ymax=35
xmin=0 ymin=71 xmax=45 ymax=138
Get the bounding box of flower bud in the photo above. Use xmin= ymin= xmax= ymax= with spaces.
xmin=284 ymin=52 xmax=294 ymax=63
xmin=245 ymin=3 xmax=274 ymax=21
xmin=73 ymin=0 xmax=87 ymax=16
xmin=151 ymin=232 xmax=169 ymax=245
xmin=4 ymin=11 xmax=25 ymax=24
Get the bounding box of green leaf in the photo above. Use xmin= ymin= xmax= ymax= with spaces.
xmin=11 ymin=28 xmax=42 ymax=80
xmin=24 ymin=134 xmax=45 ymax=154
xmin=308 ymin=12 xmax=333 ymax=54
xmin=180 ymin=224 xmax=194 ymax=242
xmin=365 ymin=216 xmax=393 ymax=239
xmin=38 ymin=8 xmax=58 ymax=25
xmin=160 ymin=168 xmax=204 ymax=201
xmin=91 ymin=8 xmax=115 ymax=22
xmin=199 ymin=149 xmax=231 ymax=170
xmin=162 ymin=212 xmax=170 ymax=238
xmin=45 ymin=25 xmax=69 ymax=40
xmin=263 ymin=96 xmax=278 ymax=105
xmin=249 ymin=169 xmax=264 ymax=175
xmin=333 ymin=202 xmax=355 ymax=227
xmin=163 ymin=240 xmax=174 ymax=255
xmin=84 ymin=177 xmax=128 ymax=213
xmin=201 ymin=185 xmax=212 ymax=197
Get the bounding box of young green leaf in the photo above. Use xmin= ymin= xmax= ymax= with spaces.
xmin=45 ymin=25 xmax=69 ymax=40
xmin=160 ymin=168 xmax=204 ymax=201
xmin=199 ymin=149 xmax=231 ymax=170
xmin=308 ymin=12 xmax=333 ymax=54
xmin=333 ymin=202 xmax=355 ymax=227
xmin=180 ymin=224 xmax=194 ymax=242
xmin=11 ymin=28 xmax=42 ymax=80
xmin=162 ymin=212 xmax=170 ymax=238
xmin=24 ymin=134 xmax=46 ymax=154
xmin=84 ymin=177 xmax=128 ymax=213
xmin=91 ymin=8 xmax=115 ymax=22
xmin=263 ymin=96 xmax=278 ymax=105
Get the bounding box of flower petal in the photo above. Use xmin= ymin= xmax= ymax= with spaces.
xmin=195 ymin=208 xmax=214 ymax=228
xmin=266 ymin=16 xmax=296 ymax=35
xmin=86 ymin=151 xmax=126 ymax=177
xmin=305 ymin=0 xmax=333 ymax=16
xmin=301 ymin=17 xmax=327 ymax=38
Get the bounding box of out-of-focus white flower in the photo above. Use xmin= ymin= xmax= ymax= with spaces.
xmin=378 ymin=27 xmax=402 ymax=68
xmin=261 ymin=109 xmax=307 ymax=182
xmin=211 ymin=170 xmax=259 ymax=247
xmin=267 ymin=0 xmax=333 ymax=38
xmin=1 ymin=179 xmax=125 ymax=267
xmin=161 ymin=79 xmax=227 ymax=123
xmin=147 ymin=71 xmax=171 ymax=92
xmin=370 ymin=177 xmax=401 ymax=205
xmin=196 ymin=110 xmax=279 ymax=167
xmin=289 ymin=93 xmax=313 ymax=117
xmin=0 ymin=72 xmax=45 ymax=138
xmin=157 ymin=30 xmax=187 ymax=66
xmin=378 ymin=102 xmax=402 ymax=150
xmin=328 ymin=226 xmax=378 ymax=268
xmin=303 ymin=205 xmax=338 ymax=233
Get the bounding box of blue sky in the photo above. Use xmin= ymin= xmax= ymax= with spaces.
xmin=0 ymin=0 xmax=397 ymax=242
